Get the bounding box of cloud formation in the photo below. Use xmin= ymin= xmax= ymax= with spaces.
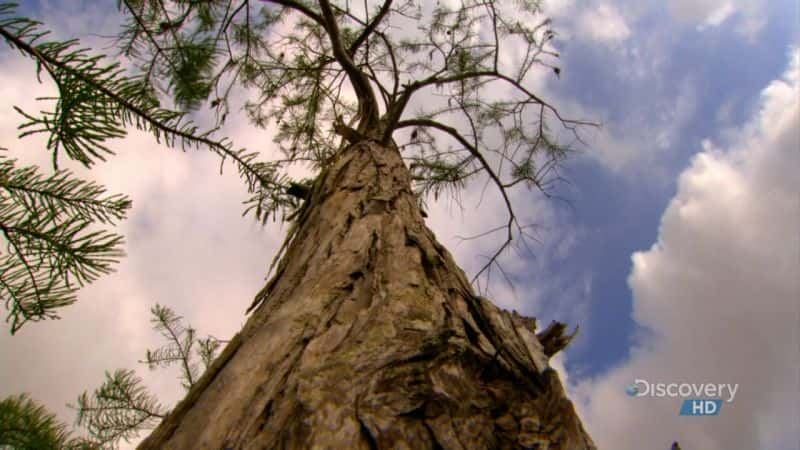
xmin=669 ymin=0 xmax=767 ymax=36
xmin=546 ymin=0 xmax=633 ymax=45
xmin=577 ymin=3 xmax=631 ymax=43
xmin=570 ymin=49 xmax=799 ymax=450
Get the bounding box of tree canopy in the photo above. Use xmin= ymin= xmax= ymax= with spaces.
xmin=0 ymin=0 xmax=590 ymax=333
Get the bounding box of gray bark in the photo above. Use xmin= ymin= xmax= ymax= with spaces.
xmin=138 ymin=139 xmax=596 ymax=450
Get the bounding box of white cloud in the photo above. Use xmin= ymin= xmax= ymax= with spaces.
xmin=670 ymin=0 xmax=767 ymax=36
xmin=577 ymin=3 xmax=631 ymax=43
xmin=546 ymin=0 xmax=633 ymax=45
xmin=670 ymin=0 xmax=731 ymax=22
xmin=571 ymin=49 xmax=800 ymax=450
xmin=703 ymin=2 xmax=736 ymax=27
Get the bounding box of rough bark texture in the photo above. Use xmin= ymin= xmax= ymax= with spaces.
xmin=138 ymin=139 xmax=596 ymax=450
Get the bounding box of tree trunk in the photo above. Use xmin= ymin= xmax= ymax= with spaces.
xmin=138 ymin=139 xmax=596 ymax=450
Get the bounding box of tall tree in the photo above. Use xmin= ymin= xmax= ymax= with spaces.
xmin=1 ymin=0 xmax=596 ymax=448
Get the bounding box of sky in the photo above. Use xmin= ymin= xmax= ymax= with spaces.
xmin=0 ymin=0 xmax=798 ymax=449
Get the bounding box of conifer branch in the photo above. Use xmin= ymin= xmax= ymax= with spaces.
xmin=72 ymin=303 xmax=224 ymax=448
xmin=74 ymin=369 xmax=167 ymax=448
xmin=0 ymin=3 xmax=293 ymax=226
xmin=0 ymin=394 xmax=97 ymax=449
xmin=142 ymin=304 xmax=199 ymax=390
xmin=0 ymin=153 xmax=130 ymax=334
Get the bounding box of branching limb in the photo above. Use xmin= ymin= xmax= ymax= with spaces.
xmin=317 ymin=0 xmax=381 ymax=131
xmin=73 ymin=369 xmax=167 ymax=448
xmin=347 ymin=0 xmax=393 ymax=57
xmin=0 ymin=153 xmax=130 ymax=334
xmin=396 ymin=118 xmax=517 ymax=287
xmin=0 ymin=5 xmax=294 ymax=226
xmin=73 ymin=303 xmax=225 ymax=447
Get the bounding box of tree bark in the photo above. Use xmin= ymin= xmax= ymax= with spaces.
xmin=138 ymin=139 xmax=596 ymax=450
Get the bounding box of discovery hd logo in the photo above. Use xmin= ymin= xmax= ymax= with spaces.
xmin=625 ymin=379 xmax=739 ymax=416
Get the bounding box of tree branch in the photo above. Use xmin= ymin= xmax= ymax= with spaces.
xmin=396 ymin=118 xmax=516 ymax=286
xmin=263 ymin=0 xmax=326 ymax=26
xmin=0 ymin=25 xmax=282 ymax=194
xmin=346 ymin=0 xmax=392 ymax=57
xmin=329 ymin=2 xmax=399 ymax=114
xmin=317 ymin=0 xmax=380 ymax=132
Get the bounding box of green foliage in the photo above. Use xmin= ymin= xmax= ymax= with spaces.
xmin=73 ymin=304 xmax=223 ymax=448
xmin=0 ymin=3 xmax=299 ymax=331
xmin=409 ymin=153 xmax=471 ymax=202
xmin=0 ymin=153 xmax=131 ymax=334
xmin=1 ymin=0 xmax=590 ymax=320
xmin=108 ymin=0 xmax=592 ymax=288
xmin=197 ymin=335 xmax=223 ymax=371
xmin=169 ymin=38 xmax=219 ymax=111
xmin=74 ymin=369 xmax=166 ymax=449
xmin=0 ymin=2 xmax=293 ymax=223
xmin=142 ymin=303 xmax=218 ymax=390
xmin=1 ymin=302 xmax=223 ymax=448
xmin=0 ymin=394 xmax=96 ymax=449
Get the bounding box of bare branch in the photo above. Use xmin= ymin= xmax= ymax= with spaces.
xmin=264 ymin=0 xmax=326 ymax=25
xmin=347 ymin=0 xmax=393 ymax=57
xmin=317 ymin=0 xmax=381 ymax=131
xmin=397 ymin=118 xmax=516 ymax=287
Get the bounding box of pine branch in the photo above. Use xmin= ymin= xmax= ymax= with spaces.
xmin=0 ymin=393 xmax=98 ymax=449
xmin=0 ymin=153 xmax=130 ymax=334
xmin=0 ymin=157 xmax=130 ymax=225
xmin=143 ymin=304 xmax=198 ymax=390
xmin=73 ymin=369 xmax=166 ymax=448
xmin=73 ymin=303 xmax=224 ymax=448
xmin=1 ymin=394 xmax=73 ymax=448
xmin=140 ymin=304 xmax=224 ymax=390
xmin=197 ymin=336 xmax=223 ymax=370
xmin=0 ymin=3 xmax=293 ymax=225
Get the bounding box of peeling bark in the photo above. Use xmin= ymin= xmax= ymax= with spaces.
xmin=138 ymin=139 xmax=595 ymax=450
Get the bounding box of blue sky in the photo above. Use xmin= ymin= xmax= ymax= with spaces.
xmin=1 ymin=1 xmax=798 ymax=449
xmin=532 ymin=0 xmax=800 ymax=380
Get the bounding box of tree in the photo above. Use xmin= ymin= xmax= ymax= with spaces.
xmin=1 ymin=0 xmax=596 ymax=448
xmin=0 ymin=393 xmax=95 ymax=449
